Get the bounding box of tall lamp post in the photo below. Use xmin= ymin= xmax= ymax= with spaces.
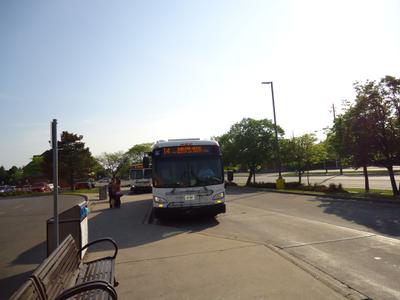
xmin=261 ymin=81 xmax=282 ymax=179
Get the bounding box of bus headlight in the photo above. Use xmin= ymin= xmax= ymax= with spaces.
xmin=212 ymin=192 xmax=225 ymax=201
xmin=153 ymin=196 xmax=167 ymax=204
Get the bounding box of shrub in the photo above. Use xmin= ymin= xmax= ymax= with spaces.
xmin=313 ymin=184 xmax=328 ymax=193
xmin=247 ymin=182 xmax=276 ymax=189
xmin=285 ymin=182 xmax=304 ymax=189
xmin=327 ymin=183 xmax=348 ymax=193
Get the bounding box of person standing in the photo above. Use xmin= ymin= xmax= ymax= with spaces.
xmin=108 ymin=178 xmax=115 ymax=208
xmin=113 ymin=177 xmax=122 ymax=208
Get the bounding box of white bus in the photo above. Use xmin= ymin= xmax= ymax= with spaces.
xmin=129 ymin=164 xmax=152 ymax=193
xmin=151 ymin=139 xmax=226 ymax=218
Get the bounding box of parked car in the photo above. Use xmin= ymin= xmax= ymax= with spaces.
xmin=74 ymin=179 xmax=95 ymax=190
xmin=48 ymin=183 xmax=62 ymax=192
xmin=0 ymin=185 xmax=14 ymax=193
xmin=98 ymin=178 xmax=111 ymax=183
xmin=22 ymin=184 xmax=32 ymax=192
xmin=31 ymin=182 xmax=51 ymax=192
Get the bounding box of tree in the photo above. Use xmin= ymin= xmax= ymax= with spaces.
xmin=43 ymin=131 xmax=97 ymax=189
xmin=336 ymin=99 xmax=376 ymax=192
xmin=23 ymin=155 xmax=44 ymax=181
xmin=96 ymin=151 xmax=128 ymax=178
xmin=329 ymin=76 xmax=400 ymax=195
xmin=96 ymin=143 xmax=153 ymax=179
xmin=313 ymin=141 xmax=329 ymax=173
xmin=0 ymin=166 xmax=7 ymax=184
xmin=281 ymin=134 xmax=317 ymax=184
xmin=6 ymin=166 xmax=24 ymax=185
xmin=353 ymin=78 xmax=400 ymax=195
xmin=218 ymin=118 xmax=283 ymax=186
xmin=126 ymin=143 xmax=152 ymax=163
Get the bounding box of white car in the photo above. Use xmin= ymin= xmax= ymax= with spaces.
xmin=98 ymin=178 xmax=111 ymax=183
xmin=0 ymin=185 xmax=14 ymax=193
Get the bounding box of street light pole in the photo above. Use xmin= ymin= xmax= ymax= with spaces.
xmin=261 ymin=81 xmax=282 ymax=179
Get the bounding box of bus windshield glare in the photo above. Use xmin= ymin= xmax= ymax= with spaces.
xmin=153 ymin=156 xmax=223 ymax=188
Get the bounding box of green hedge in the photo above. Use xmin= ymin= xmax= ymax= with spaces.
xmin=247 ymin=182 xmax=348 ymax=193
xmin=0 ymin=191 xmax=52 ymax=197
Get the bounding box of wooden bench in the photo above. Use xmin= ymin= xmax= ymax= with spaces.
xmin=8 ymin=278 xmax=43 ymax=300
xmin=10 ymin=235 xmax=118 ymax=300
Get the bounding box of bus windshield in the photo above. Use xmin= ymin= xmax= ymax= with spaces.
xmin=153 ymin=156 xmax=223 ymax=188
xmin=144 ymin=169 xmax=152 ymax=179
xmin=130 ymin=169 xmax=143 ymax=179
xmin=130 ymin=169 xmax=152 ymax=179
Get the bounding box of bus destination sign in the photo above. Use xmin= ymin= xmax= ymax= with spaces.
xmin=164 ymin=146 xmax=210 ymax=155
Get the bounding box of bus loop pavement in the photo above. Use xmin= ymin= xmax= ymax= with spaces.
xmin=85 ymin=191 xmax=356 ymax=300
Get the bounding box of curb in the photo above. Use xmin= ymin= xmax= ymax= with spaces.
xmin=265 ymin=244 xmax=371 ymax=300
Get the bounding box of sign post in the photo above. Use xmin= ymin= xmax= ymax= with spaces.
xmin=51 ymin=119 xmax=59 ymax=247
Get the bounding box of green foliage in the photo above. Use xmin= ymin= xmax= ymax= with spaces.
xmin=126 ymin=143 xmax=152 ymax=163
xmin=23 ymin=155 xmax=44 ymax=179
xmin=0 ymin=166 xmax=7 ymax=184
xmin=96 ymin=143 xmax=153 ymax=179
xmin=42 ymin=131 xmax=97 ymax=189
xmin=281 ymin=133 xmax=318 ymax=183
xmin=245 ymin=181 xmax=347 ymax=194
xmin=328 ymin=76 xmax=400 ymax=195
xmin=5 ymin=166 xmax=24 ymax=185
xmin=218 ymin=118 xmax=283 ymax=185
xmin=96 ymin=151 xmax=127 ymax=178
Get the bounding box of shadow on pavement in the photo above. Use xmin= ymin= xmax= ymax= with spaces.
xmin=314 ymin=197 xmax=400 ymax=237
xmin=87 ymin=196 xmax=220 ymax=252
xmin=11 ymin=241 xmax=46 ymax=266
xmin=154 ymin=214 xmax=219 ymax=231
xmin=0 ymin=270 xmax=33 ymax=299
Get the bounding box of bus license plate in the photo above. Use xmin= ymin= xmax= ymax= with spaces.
xmin=185 ymin=195 xmax=195 ymax=201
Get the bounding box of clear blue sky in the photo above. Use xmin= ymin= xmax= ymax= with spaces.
xmin=1 ymin=0 xmax=399 ymax=168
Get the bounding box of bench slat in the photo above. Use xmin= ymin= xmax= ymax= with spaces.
xmin=9 ymin=278 xmax=43 ymax=300
xmin=44 ymin=242 xmax=78 ymax=297
xmin=77 ymin=259 xmax=113 ymax=284
xmin=32 ymin=235 xmax=80 ymax=298
xmin=27 ymin=235 xmax=118 ymax=300
xmin=46 ymin=244 xmax=78 ymax=297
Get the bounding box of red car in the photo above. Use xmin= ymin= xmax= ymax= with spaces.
xmin=31 ymin=182 xmax=51 ymax=192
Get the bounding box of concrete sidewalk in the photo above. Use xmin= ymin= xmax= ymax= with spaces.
xmin=85 ymin=193 xmax=347 ymax=300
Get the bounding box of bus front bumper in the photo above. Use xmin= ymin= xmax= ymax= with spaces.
xmin=153 ymin=203 xmax=226 ymax=218
xmin=130 ymin=185 xmax=152 ymax=193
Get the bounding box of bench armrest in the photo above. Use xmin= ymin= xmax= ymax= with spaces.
xmin=55 ymin=280 xmax=117 ymax=300
xmin=78 ymin=238 xmax=118 ymax=259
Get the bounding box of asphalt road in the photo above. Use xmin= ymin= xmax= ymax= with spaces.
xmin=3 ymin=190 xmax=400 ymax=299
xmin=232 ymin=172 xmax=400 ymax=190
xmin=152 ymin=189 xmax=400 ymax=300
xmin=0 ymin=194 xmax=85 ymax=299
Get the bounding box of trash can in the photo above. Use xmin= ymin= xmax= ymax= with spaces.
xmin=99 ymin=185 xmax=108 ymax=200
xmin=47 ymin=202 xmax=89 ymax=257
xmin=227 ymin=170 xmax=234 ymax=182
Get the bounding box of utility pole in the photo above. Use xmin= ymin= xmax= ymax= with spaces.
xmin=331 ymin=104 xmax=343 ymax=175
